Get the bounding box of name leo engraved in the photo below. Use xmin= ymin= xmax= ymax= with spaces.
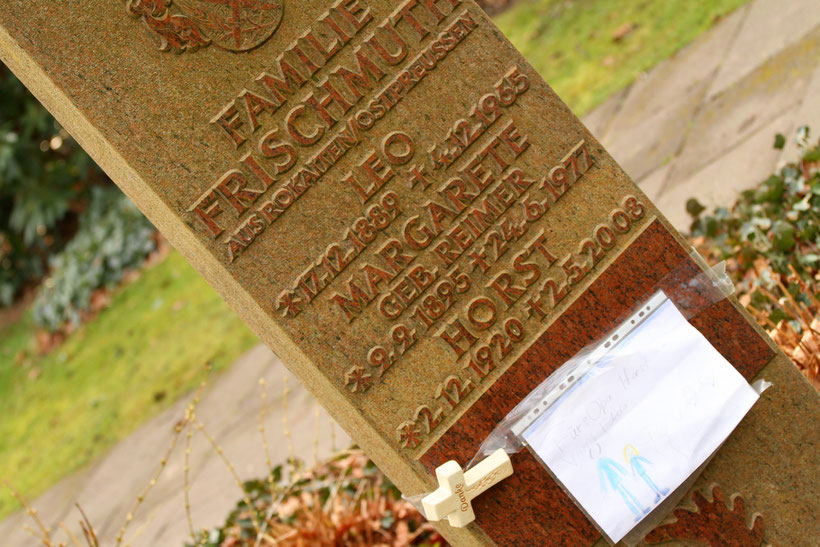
xmin=125 ymin=0 xmax=656 ymax=466
xmin=3 ymin=2 xmax=806 ymax=545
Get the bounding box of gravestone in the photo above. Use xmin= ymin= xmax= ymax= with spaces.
xmin=0 ymin=1 xmax=817 ymax=544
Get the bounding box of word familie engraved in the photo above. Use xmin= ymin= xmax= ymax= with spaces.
xmin=126 ymin=0 xmax=284 ymax=52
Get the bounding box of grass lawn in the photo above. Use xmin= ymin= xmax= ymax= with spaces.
xmin=0 ymin=250 xmax=257 ymax=517
xmin=496 ymin=0 xmax=751 ymax=115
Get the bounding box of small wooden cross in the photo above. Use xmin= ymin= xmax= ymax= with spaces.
xmin=422 ymin=449 xmax=514 ymax=527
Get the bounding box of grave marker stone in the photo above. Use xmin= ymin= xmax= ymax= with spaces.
xmin=0 ymin=1 xmax=817 ymax=544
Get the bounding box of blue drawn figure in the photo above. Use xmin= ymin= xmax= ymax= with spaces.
xmin=624 ymin=445 xmax=669 ymax=504
xmin=597 ymin=458 xmax=648 ymax=521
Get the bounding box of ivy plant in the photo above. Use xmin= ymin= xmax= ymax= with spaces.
xmin=32 ymin=187 xmax=156 ymax=332
xmin=688 ymin=126 xmax=820 ymax=325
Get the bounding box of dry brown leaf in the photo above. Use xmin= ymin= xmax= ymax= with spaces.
xmin=612 ymin=22 xmax=635 ymax=41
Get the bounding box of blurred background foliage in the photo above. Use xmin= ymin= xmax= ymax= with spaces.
xmin=31 ymin=187 xmax=156 ymax=332
xmin=0 ymin=65 xmax=100 ymax=309
xmin=0 ymin=65 xmax=257 ymax=517
xmin=0 ymin=67 xmax=157 ymax=332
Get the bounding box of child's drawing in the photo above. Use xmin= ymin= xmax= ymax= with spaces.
xmin=597 ymin=457 xmax=647 ymax=521
xmin=624 ymin=444 xmax=669 ymax=504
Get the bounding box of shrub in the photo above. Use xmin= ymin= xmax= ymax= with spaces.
xmin=0 ymin=65 xmax=103 ymax=306
xmin=194 ymin=450 xmax=444 ymax=547
xmin=688 ymin=126 xmax=820 ymax=387
xmin=31 ymin=186 xmax=156 ymax=332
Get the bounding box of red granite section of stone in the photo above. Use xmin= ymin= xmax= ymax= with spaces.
xmin=419 ymin=220 xmax=775 ymax=545
xmin=471 ymin=450 xmax=600 ymax=546
xmin=644 ymin=485 xmax=765 ymax=545
xmin=688 ymin=301 xmax=772 ymax=380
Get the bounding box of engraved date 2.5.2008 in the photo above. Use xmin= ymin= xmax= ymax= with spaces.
xmin=525 ymin=195 xmax=646 ymax=319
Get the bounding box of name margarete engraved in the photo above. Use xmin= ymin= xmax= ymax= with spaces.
xmin=4 ymin=3 xmax=814 ymax=544
xmin=172 ymin=0 xmax=648 ymax=452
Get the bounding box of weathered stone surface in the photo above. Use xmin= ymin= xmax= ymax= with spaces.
xmin=0 ymin=1 xmax=817 ymax=545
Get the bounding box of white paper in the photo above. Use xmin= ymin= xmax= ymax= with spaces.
xmin=523 ymin=299 xmax=759 ymax=543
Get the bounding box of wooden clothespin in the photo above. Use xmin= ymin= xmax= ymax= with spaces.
xmin=421 ymin=449 xmax=514 ymax=527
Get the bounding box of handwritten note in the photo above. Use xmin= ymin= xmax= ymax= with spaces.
xmin=523 ymin=299 xmax=759 ymax=543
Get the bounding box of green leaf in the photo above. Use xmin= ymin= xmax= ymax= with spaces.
xmin=774 ymin=133 xmax=786 ymax=149
xmin=754 ymin=175 xmax=785 ymax=203
xmin=751 ymin=216 xmax=772 ymax=230
xmin=771 ymin=220 xmax=796 ymax=251
xmin=704 ymin=216 xmax=719 ymax=238
xmin=381 ymin=511 xmax=396 ymax=529
xmin=804 ymin=149 xmax=820 ymax=162
xmin=750 ymin=289 xmax=767 ymax=307
xmin=740 ymin=221 xmax=757 ymax=241
xmin=793 ymin=194 xmax=812 ymax=212
xmin=769 ymin=308 xmax=788 ymax=324
xmin=686 ymin=198 xmax=706 ymax=218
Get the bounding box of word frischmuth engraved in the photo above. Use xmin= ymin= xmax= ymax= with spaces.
xmin=1 ymin=0 xmax=659 ymax=478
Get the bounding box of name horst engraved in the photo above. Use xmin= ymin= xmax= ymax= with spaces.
xmin=179 ymin=0 xmax=648 ymax=453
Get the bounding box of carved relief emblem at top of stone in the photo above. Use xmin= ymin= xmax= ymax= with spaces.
xmin=126 ymin=0 xmax=284 ymax=53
